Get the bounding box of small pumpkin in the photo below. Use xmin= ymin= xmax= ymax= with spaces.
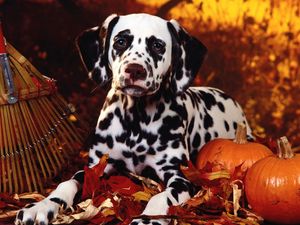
xmin=196 ymin=123 xmax=273 ymax=177
xmin=245 ymin=136 xmax=300 ymax=224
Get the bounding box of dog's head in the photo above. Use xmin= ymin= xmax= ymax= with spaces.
xmin=77 ymin=13 xmax=207 ymax=97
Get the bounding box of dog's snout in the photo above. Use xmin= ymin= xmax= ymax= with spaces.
xmin=125 ymin=63 xmax=147 ymax=81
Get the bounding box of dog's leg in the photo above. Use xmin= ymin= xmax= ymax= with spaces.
xmin=131 ymin=172 xmax=193 ymax=225
xmin=15 ymin=170 xmax=84 ymax=225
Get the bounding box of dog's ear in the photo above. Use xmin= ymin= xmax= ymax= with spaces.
xmin=76 ymin=14 xmax=119 ymax=85
xmin=167 ymin=20 xmax=207 ymax=94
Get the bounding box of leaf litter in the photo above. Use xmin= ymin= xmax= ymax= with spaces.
xmin=0 ymin=154 xmax=263 ymax=225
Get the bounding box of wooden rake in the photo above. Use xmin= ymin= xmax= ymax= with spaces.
xmin=0 ymin=25 xmax=87 ymax=194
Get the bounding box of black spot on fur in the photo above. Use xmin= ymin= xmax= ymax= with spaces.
xmin=106 ymin=135 xmax=114 ymax=148
xmin=190 ymin=150 xmax=198 ymax=164
xmin=153 ymin=103 xmax=165 ymax=122
xmin=142 ymin=218 xmax=150 ymax=224
xmin=171 ymin=188 xmax=179 ymax=201
xmin=137 ymin=145 xmax=146 ymax=152
xmin=167 ymin=197 xmax=172 ymax=206
xmin=192 ymin=133 xmax=201 ymax=148
xmin=158 ymin=115 xmax=182 ymax=145
xmin=156 ymin=158 xmax=166 ymax=165
xmin=141 ymin=166 xmax=160 ymax=182
xmin=25 ymin=203 xmax=35 ymax=208
xmin=17 ymin=210 xmax=24 ymax=220
xmin=203 ymin=113 xmax=213 ymax=129
xmin=116 ymin=132 xmax=127 ymax=143
xmin=25 ymin=219 xmax=34 ymax=225
xmin=146 ymin=133 xmax=158 ymax=145
xmin=199 ymin=91 xmax=217 ymax=110
xmin=233 ymin=121 xmax=238 ymax=130
xmin=217 ymin=102 xmax=225 ymax=112
xmin=95 ymin=150 xmax=103 ymax=158
xmin=50 ymin=197 xmax=67 ymax=210
xmin=147 ymin=147 xmax=156 ymax=155
xmin=88 ymin=157 xmax=94 ymax=165
xmin=172 ymin=140 xmax=180 ymax=148
xmin=109 ymin=159 xmax=128 ymax=172
xmin=170 ymin=157 xmax=181 ymax=165
xmin=205 ymin=132 xmax=211 ymax=142
xmin=214 ymin=132 xmax=219 ymax=138
xmin=133 ymin=153 xmax=139 ymax=166
xmin=161 ymin=164 xmax=178 ymax=171
xmin=169 ymin=178 xmax=189 ymax=193
xmin=164 ymin=172 xmax=173 ymax=183
xmin=47 ymin=211 xmax=54 ymax=221
xmin=224 ymin=120 xmax=230 ymax=131
xmin=157 ymin=145 xmax=168 ymax=151
xmin=138 ymin=155 xmax=146 ymax=163
xmin=98 ymin=113 xmax=114 ymax=130
xmin=73 ymin=170 xmax=85 ymax=184
xmin=122 ymin=151 xmax=132 ymax=158
xmin=170 ymin=102 xmax=188 ymax=121
xmin=188 ymin=117 xmax=195 ymax=134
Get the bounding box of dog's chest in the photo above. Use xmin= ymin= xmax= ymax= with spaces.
xmin=99 ymin=94 xmax=186 ymax=169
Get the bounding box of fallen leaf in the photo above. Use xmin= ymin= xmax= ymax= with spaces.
xmin=82 ymin=154 xmax=109 ymax=199
xmin=180 ymin=161 xmax=230 ymax=187
xmin=132 ymin=191 xmax=152 ymax=202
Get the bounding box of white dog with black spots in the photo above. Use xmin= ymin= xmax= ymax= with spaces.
xmin=15 ymin=13 xmax=251 ymax=225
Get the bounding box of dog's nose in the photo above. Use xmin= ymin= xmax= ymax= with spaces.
xmin=125 ymin=63 xmax=147 ymax=81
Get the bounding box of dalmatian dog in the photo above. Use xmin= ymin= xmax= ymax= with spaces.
xmin=15 ymin=13 xmax=251 ymax=225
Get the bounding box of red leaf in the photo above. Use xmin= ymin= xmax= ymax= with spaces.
xmin=82 ymin=154 xmax=109 ymax=200
xmin=108 ymin=176 xmax=142 ymax=196
xmin=92 ymin=195 xmax=107 ymax=208
xmin=168 ymin=205 xmax=200 ymax=220
xmin=180 ymin=161 xmax=230 ymax=187
xmin=88 ymin=213 xmax=115 ymax=225
xmin=114 ymin=197 xmax=145 ymax=221
xmin=0 ymin=200 xmax=7 ymax=209
xmin=0 ymin=193 xmax=26 ymax=207
xmin=230 ymin=163 xmax=247 ymax=181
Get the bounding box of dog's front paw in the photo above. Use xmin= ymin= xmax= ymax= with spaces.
xmin=15 ymin=198 xmax=63 ymax=225
xmin=130 ymin=218 xmax=170 ymax=225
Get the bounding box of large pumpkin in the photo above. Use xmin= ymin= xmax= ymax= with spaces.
xmin=196 ymin=123 xmax=273 ymax=177
xmin=245 ymin=136 xmax=300 ymax=224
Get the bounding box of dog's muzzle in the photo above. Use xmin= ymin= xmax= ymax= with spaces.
xmin=120 ymin=63 xmax=149 ymax=97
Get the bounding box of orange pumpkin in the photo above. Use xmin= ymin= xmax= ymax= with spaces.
xmin=196 ymin=123 xmax=273 ymax=177
xmin=245 ymin=136 xmax=300 ymax=224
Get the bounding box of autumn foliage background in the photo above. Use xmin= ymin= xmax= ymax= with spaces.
xmin=1 ymin=0 xmax=300 ymax=147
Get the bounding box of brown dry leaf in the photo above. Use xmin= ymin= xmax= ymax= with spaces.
xmin=53 ymin=198 xmax=113 ymax=224
xmin=132 ymin=191 xmax=152 ymax=202
xmin=129 ymin=172 xmax=164 ymax=192
xmin=231 ymin=183 xmax=242 ymax=216
xmin=0 ymin=209 xmax=19 ymax=219
xmin=18 ymin=192 xmax=46 ymax=202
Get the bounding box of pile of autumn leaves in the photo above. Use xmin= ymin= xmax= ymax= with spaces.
xmin=55 ymin=154 xmax=261 ymax=225
xmin=0 ymin=153 xmax=263 ymax=225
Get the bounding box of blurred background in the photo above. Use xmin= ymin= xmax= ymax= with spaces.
xmin=1 ymin=0 xmax=300 ymax=148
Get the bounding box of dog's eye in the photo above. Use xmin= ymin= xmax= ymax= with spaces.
xmin=114 ymin=37 xmax=128 ymax=50
xmin=152 ymin=41 xmax=165 ymax=53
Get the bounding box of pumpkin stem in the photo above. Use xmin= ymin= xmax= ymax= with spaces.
xmin=234 ymin=123 xmax=247 ymax=144
xmin=277 ymin=136 xmax=294 ymax=159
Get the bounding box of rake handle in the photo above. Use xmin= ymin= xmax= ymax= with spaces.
xmin=0 ymin=21 xmax=18 ymax=104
